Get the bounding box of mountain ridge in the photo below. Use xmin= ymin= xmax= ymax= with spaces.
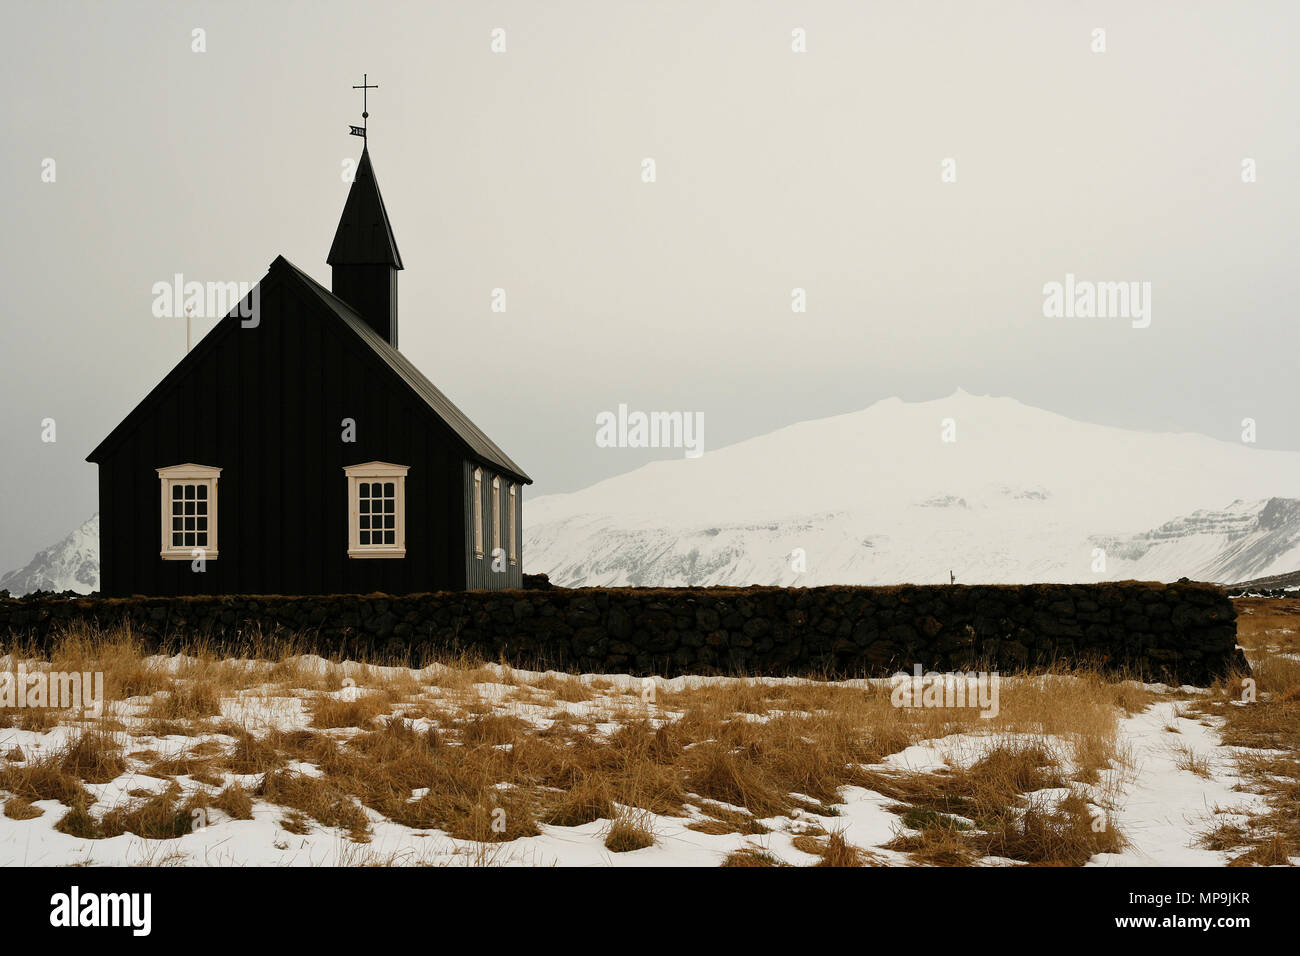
xmin=525 ymin=391 xmax=1300 ymax=587
xmin=0 ymin=514 xmax=99 ymax=595
xmin=5 ymin=394 xmax=1299 ymax=594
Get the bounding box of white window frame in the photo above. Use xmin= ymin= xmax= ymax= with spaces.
xmin=158 ymin=464 xmax=221 ymax=560
xmin=508 ymin=483 xmax=517 ymax=565
xmin=491 ymin=476 xmax=501 ymax=555
xmin=345 ymin=461 xmax=409 ymax=559
xmin=472 ymin=468 xmax=484 ymax=557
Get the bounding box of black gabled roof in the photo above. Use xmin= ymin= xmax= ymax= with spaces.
xmin=88 ymin=256 xmax=531 ymax=485
xmin=327 ymin=146 xmax=403 ymax=269
xmin=278 ymin=257 xmax=531 ymax=483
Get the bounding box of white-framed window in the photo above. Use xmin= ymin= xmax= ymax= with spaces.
xmin=344 ymin=461 xmax=408 ymax=559
xmin=157 ymin=464 xmax=221 ymax=560
xmin=508 ymin=483 xmax=517 ymax=565
xmin=472 ymin=467 xmax=484 ymax=557
xmin=491 ymin=476 xmax=501 ymax=555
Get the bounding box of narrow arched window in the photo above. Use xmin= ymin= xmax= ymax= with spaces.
xmin=472 ymin=468 xmax=484 ymax=557
xmin=507 ymin=483 xmax=518 ymax=565
xmin=491 ymin=476 xmax=501 ymax=555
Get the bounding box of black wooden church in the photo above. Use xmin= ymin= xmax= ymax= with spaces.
xmin=87 ymin=117 xmax=531 ymax=597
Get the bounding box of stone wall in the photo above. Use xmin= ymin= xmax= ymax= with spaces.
xmin=0 ymin=581 xmax=1242 ymax=685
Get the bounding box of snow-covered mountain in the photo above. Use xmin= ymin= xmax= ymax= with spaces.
xmin=0 ymin=514 xmax=100 ymax=595
xmin=1095 ymin=497 xmax=1300 ymax=584
xmin=6 ymin=393 xmax=1299 ymax=593
xmin=524 ymin=391 xmax=1300 ymax=586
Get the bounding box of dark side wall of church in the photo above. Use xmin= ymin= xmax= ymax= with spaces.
xmin=95 ymin=272 xmax=468 ymax=596
xmin=462 ymin=460 xmax=524 ymax=590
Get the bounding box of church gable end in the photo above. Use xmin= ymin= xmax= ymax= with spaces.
xmin=87 ymin=117 xmax=530 ymax=598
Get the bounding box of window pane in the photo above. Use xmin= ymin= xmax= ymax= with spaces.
xmin=384 ymin=530 xmax=395 ymax=545
xmin=359 ymin=498 xmax=369 ymax=514
xmin=383 ymin=499 xmax=394 ymax=513
xmin=384 ymin=482 xmax=395 ymax=497
xmin=360 ymin=515 xmax=370 ymax=530
xmin=359 ymin=482 xmax=370 ymax=497
xmin=164 ymin=477 xmax=218 ymax=552
xmin=359 ymin=531 xmax=370 ymax=545
xmin=384 ymin=515 xmax=394 ymax=529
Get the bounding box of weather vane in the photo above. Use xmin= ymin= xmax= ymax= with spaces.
xmin=350 ymin=73 xmax=378 ymax=140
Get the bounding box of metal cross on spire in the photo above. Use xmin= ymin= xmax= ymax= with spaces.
xmin=349 ymin=73 xmax=378 ymax=140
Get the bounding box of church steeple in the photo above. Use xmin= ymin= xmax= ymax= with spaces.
xmin=328 ymin=145 xmax=403 ymax=348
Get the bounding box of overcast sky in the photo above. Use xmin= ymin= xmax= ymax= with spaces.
xmin=2 ymin=0 xmax=1297 ymax=572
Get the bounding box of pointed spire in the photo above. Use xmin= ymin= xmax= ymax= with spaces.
xmin=328 ymin=146 xmax=403 ymax=269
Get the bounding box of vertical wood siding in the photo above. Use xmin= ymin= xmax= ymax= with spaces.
xmin=93 ymin=271 xmax=475 ymax=596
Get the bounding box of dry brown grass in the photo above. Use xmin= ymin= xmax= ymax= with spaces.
xmin=99 ymin=784 xmax=197 ymax=840
xmin=604 ymin=810 xmax=656 ymax=852
xmin=533 ymin=674 xmax=594 ymax=703
xmin=0 ymin=624 xmax=1157 ymax=865
xmin=41 ymin=626 xmax=171 ymax=701
xmin=0 ymin=749 xmax=89 ymax=806
xmin=146 ymin=682 xmax=222 ymax=721
xmin=256 ymin=769 xmax=371 ymax=842
xmin=59 ymin=732 xmax=126 ymax=784
xmin=220 ymin=726 xmax=285 ymax=775
xmin=1188 ymin=598 xmax=1300 ymax=865
xmin=145 ymin=746 xmax=220 ymax=781
xmin=1172 ymin=744 xmax=1214 ymax=778
xmin=54 ymin=800 xmax=103 ymax=839
xmin=871 ymin=743 xmax=1126 ymax=866
xmin=686 ymin=800 xmax=769 ymax=835
xmin=543 ymin=776 xmax=613 ymax=827
xmin=980 ymin=791 xmax=1125 ymax=865
xmin=3 ymin=796 xmax=43 ymax=820
xmin=1235 ymin=598 xmax=1300 ymax=658
xmin=0 ymin=708 xmax=61 ymax=732
xmin=460 ymin=713 xmax=532 ymax=746
xmin=793 ymin=829 xmax=877 ymax=866
xmin=208 ymin=783 xmax=254 ymax=820
xmin=279 ymin=811 xmax=311 ymax=834
xmin=721 ymin=845 xmax=788 ymax=867
xmin=309 ymin=691 xmax=393 ymax=729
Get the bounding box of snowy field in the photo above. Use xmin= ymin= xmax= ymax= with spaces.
xmin=0 ymin=693 xmax=1262 ymax=867
xmin=0 ymin=598 xmax=1295 ymax=867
